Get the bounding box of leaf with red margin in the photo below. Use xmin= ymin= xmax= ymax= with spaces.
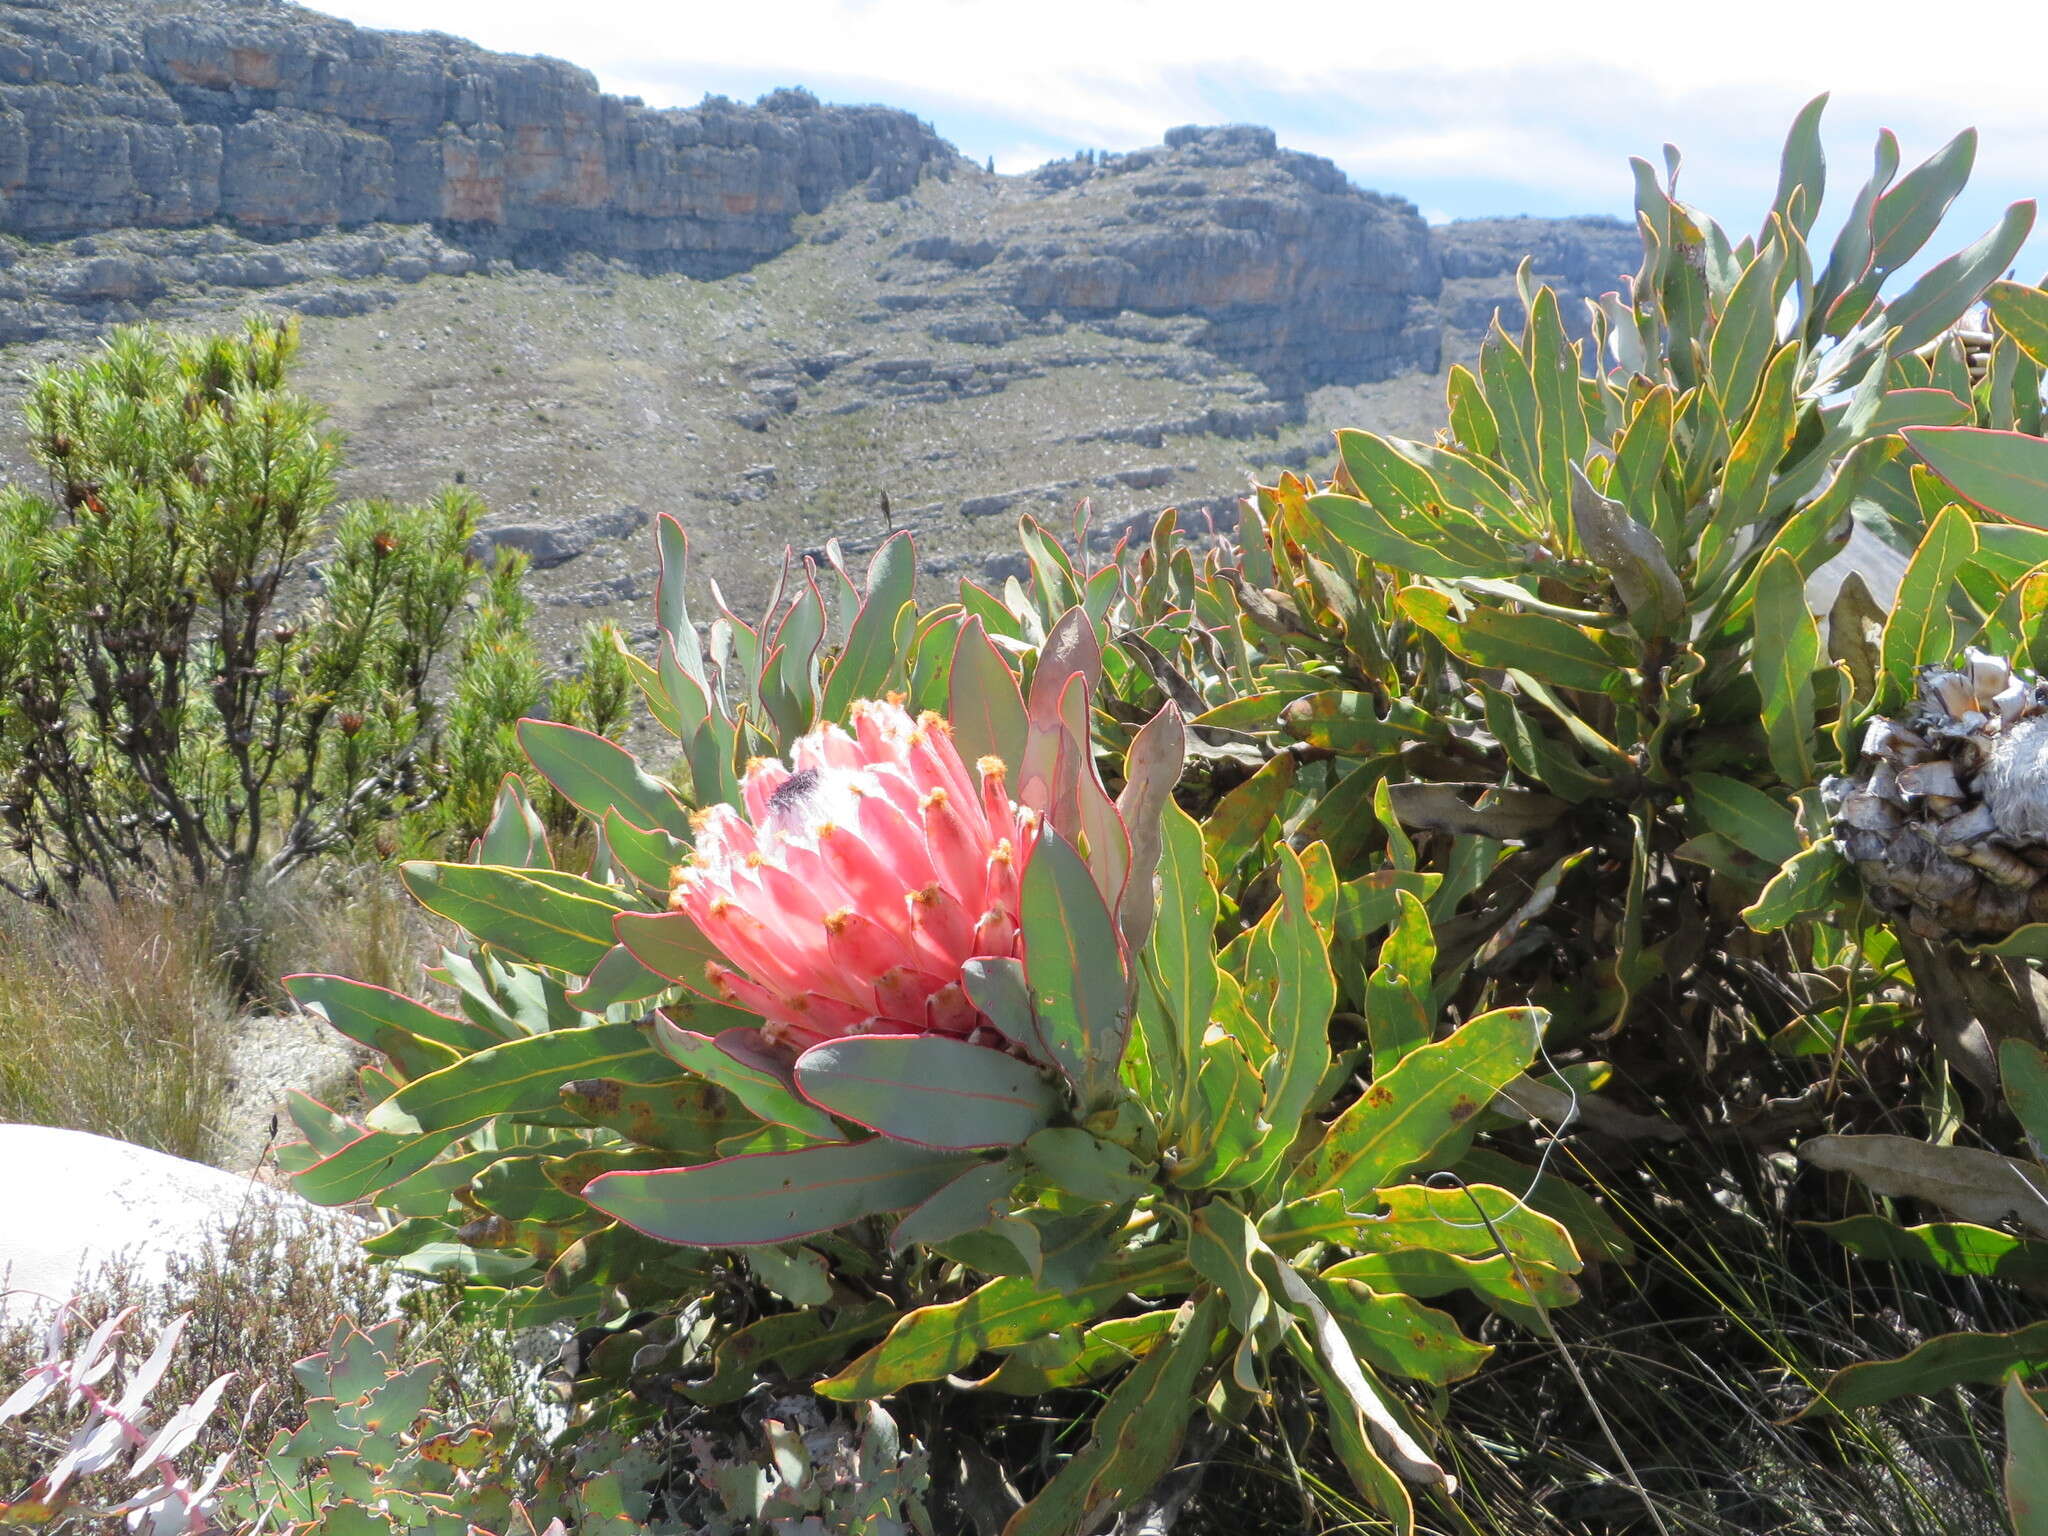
xmin=583 ymin=1137 xmax=973 ymax=1246
xmin=654 ymin=1021 xmax=844 ymax=1142
xmin=1905 ymin=425 xmax=2048 ymax=528
xmin=794 ymin=1034 xmax=1060 ymax=1150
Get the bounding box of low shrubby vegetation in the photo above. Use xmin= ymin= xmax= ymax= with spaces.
xmin=8 ymin=97 xmax=2048 ymax=1535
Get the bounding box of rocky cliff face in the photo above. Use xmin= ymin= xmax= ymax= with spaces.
xmin=0 ymin=0 xmax=1637 ymax=404
xmin=0 ymin=0 xmax=1452 ymax=395
xmin=0 ymin=0 xmax=954 ymax=272
xmin=1432 ymin=215 xmax=1640 ymax=338
xmin=881 ymin=126 xmax=1442 ymax=394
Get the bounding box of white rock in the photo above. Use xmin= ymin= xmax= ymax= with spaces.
xmin=0 ymin=1124 xmax=357 ymax=1323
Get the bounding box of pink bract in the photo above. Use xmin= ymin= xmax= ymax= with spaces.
xmin=668 ymin=699 xmax=1040 ymax=1051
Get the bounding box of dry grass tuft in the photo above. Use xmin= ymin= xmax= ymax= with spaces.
xmin=248 ymin=859 xmax=441 ymax=1005
xmin=0 ymin=859 xmax=435 ymax=1168
xmin=0 ymin=888 xmax=238 ymax=1162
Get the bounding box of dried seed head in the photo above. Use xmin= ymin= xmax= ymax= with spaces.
xmin=1832 ymin=652 xmax=2048 ymax=939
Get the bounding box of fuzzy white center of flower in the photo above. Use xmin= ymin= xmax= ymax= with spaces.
xmin=758 ymin=763 xmax=874 ymax=850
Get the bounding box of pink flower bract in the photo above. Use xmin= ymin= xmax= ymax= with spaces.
xmin=668 ymin=699 xmax=1039 ymax=1051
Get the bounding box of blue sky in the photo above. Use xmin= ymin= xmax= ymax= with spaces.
xmin=320 ymin=0 xmax=2048 ymax=284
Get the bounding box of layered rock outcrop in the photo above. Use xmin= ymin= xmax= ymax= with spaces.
xmin=0 ymin=0 xmax=955 ymax=272
xmin=1432 ymin=215 xmax=1640 ymax=337
xmin=885 ymin=125 xmax=1443 ymax=393
xmin=0 ymin=0 xmax=1635 ymax=400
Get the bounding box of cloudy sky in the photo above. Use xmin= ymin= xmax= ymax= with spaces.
xmin=319 ymin=0 xmax=2048 ymax=279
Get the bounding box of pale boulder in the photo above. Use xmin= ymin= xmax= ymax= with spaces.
xmin=0 ymin=1123 xmax=357 ymax=1322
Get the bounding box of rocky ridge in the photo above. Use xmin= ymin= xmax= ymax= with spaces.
xmin=0 ymin=0 xmax=1645 ymax=396
xmin=0 ymin=0 xmax=950 ymax=267
xmin=0 ymin=0 xmax=1647 ymax=635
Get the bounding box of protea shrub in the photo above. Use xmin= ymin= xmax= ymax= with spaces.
xmin=668 ymin=698 xmax=1040 ymax=1051
xmin=278 ymin=521 xmax=1579 ymax=1536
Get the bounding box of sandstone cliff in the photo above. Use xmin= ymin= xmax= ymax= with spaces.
xmin=1432 ymin=215 xmax=1640 ymax=338
xmin=882 ymin=126 xmax=1443 ymax=395
xmin=0 ymin=0 xmax=1462 ymax=394
xmin=0 ymin=0 xmax=954 ymax=271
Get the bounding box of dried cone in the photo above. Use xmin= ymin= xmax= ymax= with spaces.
xmin=668 ymin=699 xmax=1040 ymax=1051
xmin=1826 ymin=649 xmax=2048 ymax=939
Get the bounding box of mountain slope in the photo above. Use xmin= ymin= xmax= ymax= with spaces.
xmin=0 ymin=0 xmax=1642 ymax=643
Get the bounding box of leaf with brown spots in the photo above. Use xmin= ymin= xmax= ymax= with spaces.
xmin=1284 ymin=1007 xmax=1544 ymax=1206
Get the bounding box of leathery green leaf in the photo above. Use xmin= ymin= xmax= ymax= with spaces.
xmin=1351 ymin=1182 xmax=1583 ymax=1274
xmin=961 ymin=956 xmax=1055 ymax=1070
xmin=1203 ymin=750 xmax=1297 ymax=873
xmin=1880 ymin=500 xmax=1978 ymax=705
xmin=1284 ymin=1324 xmax=1415 ymax=1530
xmin=291 ymin=1121 xmax=476 ymax=1207
xmin=516 ymin=719 xmax=691 ymax=839
xmin=1023 ymin=1127 xmax=1152 ymax=1203
xmin=1172 ymin=1019 xmax=1264 ymax=1189
xmin=817 ymin=1247 xmax=1192 ymax=1400
xmin=654 ymin=1021 xmax=844 ymax=1142
xmin=1753 ymin=550 xmax=1821 ymax=787
xmin=1810 ymin=1216 xmax=2048 ymax=1289
xmin=1020 ymin=827 xmax=1128 ymax=1105
xmin=1688 ymin=773 xmax=1801 ymax=868
xmin=564 ymin=941 xmax=675 ymax=1012
xmin=1716 ymin=340 xmax=1803 ymax=531
xmin=820 ymin=531 xmax=916 ymax=719
xmin=1188 ymin=1201 xmax=1276 ymax=1391
xmin=999 ymin=1294 xmax=1221 ymax=1536
xmin=1399 ymin=587 xmax=1622 ymax=694
xmin=1280 ymin=691 xmax=1442 ymax=754
xmin=1365 ymin=890 xmax=1435 ymax=1076
xmin=1990 ymin=279 xmax=2048 ymax=369
xmin=400 ymin=862 xmax=622 ymax=975
xmin=613 ymin=908 xmax=727 ymax=992
xmin=1796 ymin=1320 xmax=2048 ymax=1416
xmin=1138 ymin=799 xmax=1219 ymax=1135
xmin=599 ymin=809 xmax=685 ymax=893
xmin=2006 ymin=1372 xmax=2048 ymax=1535
xmin=1743 ymin=841 xmax=1848 ymax=933
xmin=585 ymin=1136 xmax=972 ymax=1247
xmin=947 ymin=614 xmax=1029 ymax=773
xmin=1324 ymin=1247 xmax=1579 ymax=1323
xmin=681 ymin=1301 xmax=901 ymax=1407
xmin=365 ymin=1022 xmax=674 ymax=1135
xmin=1906 ymin=425 xmax=2048 ymax=528
xmin=1227 ymin=844 xmax=1337 ymax=1191
xmin=2003 ymin=1039 xmax=2048 ymax=1158
xmin=971 ymin=1311 xmax=1176 ymax=1395
xmin=285 ymin=973 xmax=501 ymax=1056
xmin=1274 ymin=1259 xmax=1446 ymax=1506
xmin=1337 ymin=869 xmax=1445 ymax=946
xmin=1305 ymin=492 xmax=1499 ymax=579
xmin=793 ymin=1034 xmax=1060 ymax=1151
xmin=557 ymin=1075 xmax=749 ymax=1159
xmin=1286 ymin=1008 xmax=1543 ymax=1205
xmin=1310 ymin=1275 xmax=1491 ymax=1385
xmin=889 ymin=1160 xmax=1027 ymax=1253
xmin=476 ymin=772 xmax=548 ymax=868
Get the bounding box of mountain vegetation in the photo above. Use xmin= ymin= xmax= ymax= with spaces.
xmin=3 ymin=6 xmax=2047 ymax=1536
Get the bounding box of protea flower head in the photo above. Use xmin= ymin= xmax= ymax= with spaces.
xmin=668 ymin=698 xmax=1040 ymax=1050
xmin=1826 ymin=649 xmax=2048 ymax=940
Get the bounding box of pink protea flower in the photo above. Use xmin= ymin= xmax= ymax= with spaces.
xmin=668 ymin=698 xmax=1040 ymax=1052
